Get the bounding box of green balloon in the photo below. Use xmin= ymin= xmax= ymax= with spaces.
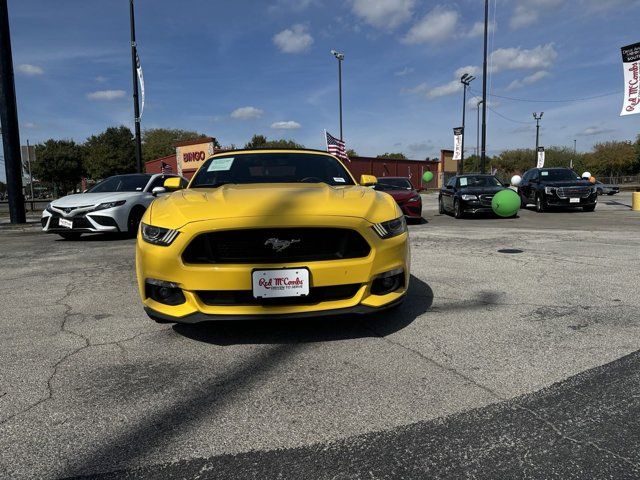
xmin=422 ymin=171 xmax=434 ymax=183
xmin=491 ymin=189 xmax=520 ymax=217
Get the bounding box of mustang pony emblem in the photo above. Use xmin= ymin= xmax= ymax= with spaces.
xmin=264 ymin=238 xmax=301 ymax=252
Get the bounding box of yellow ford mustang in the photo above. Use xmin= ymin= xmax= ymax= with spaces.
xmin=136 ymin=149 xmax=410 ymax=323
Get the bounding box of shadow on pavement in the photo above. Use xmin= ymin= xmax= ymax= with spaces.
xmin=173 ymin=275 xmax=433 ymax=346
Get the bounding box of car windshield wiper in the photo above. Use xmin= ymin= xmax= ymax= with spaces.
xmin=191 ymin=182 xmax=237 ymax=188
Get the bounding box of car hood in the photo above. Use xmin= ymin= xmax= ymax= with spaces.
xmin=148 ymin=183 xmax=400 ymax=228
xmin=51 ymin=192 xmax=141 ymax=208
xmin=384 ymin=189 xmax=419 ymax=201
xmin=457 ymin=186 xmax=506 ymax=195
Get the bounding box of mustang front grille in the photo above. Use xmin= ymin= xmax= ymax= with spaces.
xmin=182 ymin=228 xmax=371 ymax=264
xmin=196 ymin=283 xmax=362 ymax=306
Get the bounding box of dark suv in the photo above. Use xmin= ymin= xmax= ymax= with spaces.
xmin=518 ymin=167 xmax=597 ymax=212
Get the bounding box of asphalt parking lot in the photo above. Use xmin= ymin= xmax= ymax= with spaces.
xmin=1 ymin=192 xmax=639 ymax=479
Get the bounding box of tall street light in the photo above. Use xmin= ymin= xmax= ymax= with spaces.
xmin=331 ymin=49 xmax=344 ymax=140
xmin=129 ymin=0 xmax=142 ymax=173
xmin=459 ymin=73 xmax=475 ymax=174
xmin=480 ymin=0 xmax=489 ymax=174
xmin=533 ymin=112 xmax=544 ymax=162
xmin=0 ymin=0 xmax=25 ymax=223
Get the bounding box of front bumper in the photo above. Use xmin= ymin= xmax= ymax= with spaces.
xmin=136 ymin=216 xmax=410 ymax=323
xmin=42 ymin=208 xmax=125 ymax=234
xmin=544 ymin=192 xmax=598 ymax=207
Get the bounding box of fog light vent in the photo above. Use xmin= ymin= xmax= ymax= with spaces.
xmin=371 ymin=269 xmax=404 ymax=295
xmin=145 ymin=279 xmax=186 ymax=306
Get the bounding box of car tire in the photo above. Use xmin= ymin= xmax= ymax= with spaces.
xmin=535 ymin=194 xmax=546 ymax=213
xmin=58 ymin=232 xmax=81 ymax=241
xmin=607 ymin=192 xmax=616 ymax=196
xmin=127 ymin=206 xmax=145 ymax=238
xmin=454 ymin=199 xmax=464 ymax=219
xmin=597 ymin=188 xmax=603 ymax=195
xmin=583 ymin=204 xmax=596 ymax=212
xmin=438 ymin=196 xmax=445 ymax=214
xmin=520 ymin=193 xmax=528 ymax=208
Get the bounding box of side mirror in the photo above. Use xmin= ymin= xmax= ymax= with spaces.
xmin=360 ymin=174 xmax=377 ymax=186
xmin=151 ymin=186 xmax=166 ymax=196
xmin=446 ymin=185 xmax=454 ymax=190
xmin=163 ymin=177 xmax=183 ymax=190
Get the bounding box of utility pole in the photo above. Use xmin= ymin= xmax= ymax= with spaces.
xmin=480 ymin=0 xmax=489 ymax=174
xmin=0 ymin=0 xmax=25 ymax=223
xmin=129 ymin=0 xmax=142 ymax=173
xmin=331 ymin=50 xmax=345 ymax=140
xmin=26 ymin=139 xmax=34 ymax=212
xmin=476 ymin=99 xmax=483 ymax=158
xmin=533 ymin=112 xmax=544 ymax=162
xmin=459 ymin=74 xmax=475 ymax=174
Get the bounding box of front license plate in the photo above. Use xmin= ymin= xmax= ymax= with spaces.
xmin=569 ymin=198 xmax=580 ymax=204
xmin=59 ymin=218 xmax=73 ymax=228
xmin=252 ymin=268 xmax=310 ymax=298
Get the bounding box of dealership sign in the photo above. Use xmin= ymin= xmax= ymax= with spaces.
xmin=620 ymin=42 xmax=640 ymax=116
xmin=537 ymin=147 xmax=545 ymax=168
xmin=452 ymin=127 xmax=463 ymax=161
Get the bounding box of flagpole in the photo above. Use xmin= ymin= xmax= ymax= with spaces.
xmin=324 ymin=129 xmax=328 ymax=152
xmin=129 ymin=0 xmax=142 ymax=173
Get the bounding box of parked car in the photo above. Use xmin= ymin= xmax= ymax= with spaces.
xmin=373 ymin=176 xmax=422 ymax=221
xmin=41 ymin=173 xmax=188 ymax=240
xmin=594 ymin=181 xmax=620 ymax=196
xmin=517 ymin=167 xmax=597 ymax=212
xmin=136 ymin=149 xmax=409 ymax=324
xmin=438 ymin=174 xmax=511 ymax=218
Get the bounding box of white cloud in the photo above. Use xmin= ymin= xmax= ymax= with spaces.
xmin=467 ymin=21 xmax=496 ymax=38
xmin=86 ymin=90 xmax=126 ymax=100
xmin=455 ymin=65 xmax=481 ymax=78
xmin=273 ymin=24 xmax=313 ymax=53
xmin=506 ymin=70 xmax=550 ymax=91
xmin=510 ymin=0 xmax=563 ymax=29
xmin=395 ymin=67 xmax=414 ymax=77
xmin=230 ymin=106 xmax=264 ymax=120
xmin=403 ymin=7 xmax=458 ymax=44
xmin=491 ymin=44 xmax=557 ymax=72
xmin=577 ymin=126 xmax=616 ymax=136
xmin=426 ymin=80 xmax=462 ymax=99
xmin=269 ymin=0 xmax=318 ymax=13
xmin=271 ymin=121 xmax=301 ymax=129
xmin=351 ymin=0 xmax=415 ymax=30
xmin=95 ymin=75 xmax=107 ymax=83
xmin=17 ymin=64 xmax=43 ymax=76
xmin=467 ymin=95 xmax=498 ymax=108
xmin=23 ymin=122 xmax=37 ymax=129
xmin=401 ymin=82 xmax=428 ymax=94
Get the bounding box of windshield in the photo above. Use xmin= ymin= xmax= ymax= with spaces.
xmin=459 ymin=175 xmax=503 ymax=187
xmin=374 ymin=178 xmax=413 ymax=191
xmin=88 ymin=175 xmax=151 ymax=193
xmin=189 ymin=152 xmax=356 ymax=188
xmin=540 ymin=169 xmax=581 ymax=181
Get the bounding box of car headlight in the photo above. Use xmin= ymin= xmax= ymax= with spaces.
xmin=408 ymin=195 xmax=421 ymax=202
xmin=461 ymin=194 xmax=477 ymax=201
xmin=94 ymin=200 xmax=126 ymax=211
xmin=141 ymin=222 xmax=180 ymax=246
xmin=371 ymin=216 xmax=407 ymax=239
xmin=544 ymin=187 xmax=556 ymax=195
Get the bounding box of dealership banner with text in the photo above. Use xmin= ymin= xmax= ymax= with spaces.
xmin=620 ymin=42 xmax=640 ymax=116
xmin=453 ymin=127 xmax=463 ymax=161
xmin=537 ymin=147 xmax=545 ymax=168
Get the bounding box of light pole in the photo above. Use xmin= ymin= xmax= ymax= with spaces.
xmin=476 ymin=99 xmax=484 ymax=158
xmin=331 ymin=49 xmax=344 ymax=140
xmin=480 ymin=0 xmax=489 ymax=174
xmin=129 ymin=0 xmax=142 ymax=173
xmin=459 ymin=74 xmax=475 ymax=174
xmin=533 ymin=112 xmax=544 ymax=162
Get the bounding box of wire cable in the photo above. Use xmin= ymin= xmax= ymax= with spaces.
xmin=486 ymin=105 xmax=532 ymax=125
xmin=470 ymin=88 xmax=619 ymax=104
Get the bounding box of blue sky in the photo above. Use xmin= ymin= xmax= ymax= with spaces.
xmin=2 ymin=0 xmax=640 ymax=181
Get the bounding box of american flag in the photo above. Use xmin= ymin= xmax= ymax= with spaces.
xmin=161 ymin=161 xmax=173 ymax=174
xmin=325 ymin=130 xmax=350 ymax=162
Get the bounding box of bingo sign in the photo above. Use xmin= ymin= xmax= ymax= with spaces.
xmin=176 ymin=141 xmax=215 ymax=176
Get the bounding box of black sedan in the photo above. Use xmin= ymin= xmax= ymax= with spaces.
xmin=439 ymin=174 xmax=511 ymax=219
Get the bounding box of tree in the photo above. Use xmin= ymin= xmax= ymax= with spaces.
xmin=244 ymin=134 xmax=305 ymax=149
xmin=585 ymin=140 xmax=637 ymax=177
xmin=0 ymin=181 xmax=6 ymax=194
xmin=142 ymin=128 xmax=217 ymax=162
xmin=346 ymin=149 xmax=358 ymax=157
xmin=84 ymin=126 xmax=136 ymax=180
xmin=31 ymin=139 xmax=84 ymax=195
xmin=377 ymin=152 xmax=407 ymax=159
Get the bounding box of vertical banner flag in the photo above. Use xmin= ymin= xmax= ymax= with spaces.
xmin=325 ymin=130 xmax=350 ymax=162
xmin=136 ymin=52 xmax=145 ymax=118
xmin=620 ymin=42 xmax=640 ymax=116
xmin=452 ymin=127 xmax=463 ymax=161
xmin=537 ymin=147 xmax=545 ymax=168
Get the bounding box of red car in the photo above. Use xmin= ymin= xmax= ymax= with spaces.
xmin=373 ymin=177 xmax=423 ymax=221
